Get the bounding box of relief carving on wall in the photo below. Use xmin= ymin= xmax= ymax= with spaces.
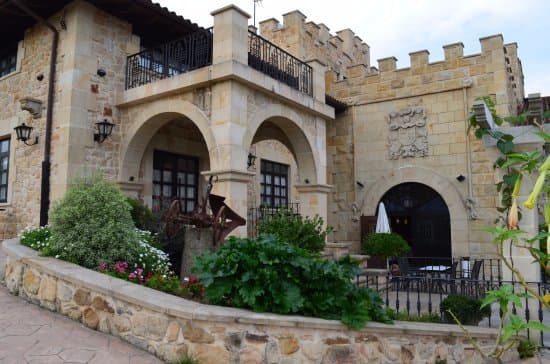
xmin=192 ymin=87 xmax=212 ymax=117
xmin=388 ymin=106 xmax=428 ymax=159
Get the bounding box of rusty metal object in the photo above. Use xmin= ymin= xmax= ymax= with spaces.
xmin=163 ymin=176 xmax=246 ymax=246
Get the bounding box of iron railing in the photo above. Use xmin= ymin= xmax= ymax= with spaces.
xmin=355 ymin=272 xmax=550 ymax=348
xmin=248 ymin=31 xmax=313 ymax=96
xmin=247 ymin=202 xmax=300 ymax=238
xmin=391 ymin=256 xmax=502 ymax=282
xmin=125 ymin=28 xmax=213 ymax=89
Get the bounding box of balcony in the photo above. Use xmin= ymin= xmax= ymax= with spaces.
xmin=124 ymin=29 xmax=314 ymax=97
xmin=247 ymin=31 xmax=313 ymax=96
xmin=125 ymin=28 xmax=213 ymax=90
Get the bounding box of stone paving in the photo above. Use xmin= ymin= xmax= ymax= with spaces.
xmin=0 ymin=249 xmax=163 ymax=364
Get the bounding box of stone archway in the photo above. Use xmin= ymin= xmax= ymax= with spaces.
xmin=243 ymin=104 xmax=321 ymax=185
xmin=363 ymin=166 xmax=468 ymax=257
xmin=119 ymin=99 xmax=215 ymax=183
xmin=380 ymin=182 xmax=451 ymax=259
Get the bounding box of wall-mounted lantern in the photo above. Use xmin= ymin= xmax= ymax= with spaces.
xmin=14 ymin=122 xmax=38 ymax=146
xmin=94 ymin=119 xmax=115 ymax=143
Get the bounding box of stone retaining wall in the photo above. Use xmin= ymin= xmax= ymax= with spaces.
xmin=2 ymin=238 xmax=506 ymax=363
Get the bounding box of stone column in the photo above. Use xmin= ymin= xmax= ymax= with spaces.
xmin=295 ymin=184 xmax=332 ymax=226
xmin=306 ymin=59 xmax=327 ymax=103
xmin=202 ymin=169 xmax=254 ymax=238
xmin=211 ymin=5 xmax=250 ymax=65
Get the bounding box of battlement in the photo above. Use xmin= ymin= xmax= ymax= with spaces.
xmin=259 ymin=10 xmax=370 ymax=79
xmin=329 ymin=34 xmax=524 ymax=117
xmin=371 ymin=34 xmax=510 ymax=73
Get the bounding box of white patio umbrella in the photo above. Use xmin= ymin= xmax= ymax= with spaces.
xmin=375 ymin=202 xmax=391 ymax=233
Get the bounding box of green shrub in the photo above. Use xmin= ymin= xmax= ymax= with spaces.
xmin=193 ymin=234 xmax=390 ymax=329
xmin=48 ymin=174 xmax=140 ymax=269
xmin=361 ymin=232 xmax=410 ymax=259
xmin=440 ymin=294 xmax=491 ymax=325
xmin=20 ymin=225 xmax=51 ymax=251
xmin=257 ymin=210 xmax=332 ymax=253
xmin=517 ymin=338 xmax=538 ymax=359
xmin=385 ymin=308 xmax=441 ymax=323
xmin=126 ymin=196 xmax=154 ymax=230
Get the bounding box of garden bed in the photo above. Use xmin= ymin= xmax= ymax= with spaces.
xmin=2 ymin=238 xmax=508 ymax=364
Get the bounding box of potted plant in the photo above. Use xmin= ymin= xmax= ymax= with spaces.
xmin=361 ymin=232 xmax=410 ymax=269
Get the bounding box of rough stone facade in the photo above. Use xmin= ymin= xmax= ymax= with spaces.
xmin=4 ymin=239 xmax=507 ymax=364
xmin=257 ymin=12 xmax=539 ymax=267
xmin=0 ymin=2 xmax=332 ymax=239
xmin=259 ymin=11 xmax=370 ymax=81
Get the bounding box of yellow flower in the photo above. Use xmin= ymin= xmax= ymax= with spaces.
xmin=512 ymin=175 xmax=522 ymax=199
xmin=508 ymin=198 xmax=519 ymax=230
xmin=544 ymin=293 xmax=550 ymax=307
xmin=524 ymin=171 xmax=547 ymax=209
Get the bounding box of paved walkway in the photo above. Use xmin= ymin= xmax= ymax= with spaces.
xmin=0 ymin=249 xmax=163 ymax=364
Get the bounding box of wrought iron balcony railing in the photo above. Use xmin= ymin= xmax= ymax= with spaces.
xmin=125 ymin=28 xmax=213 ymax=90
xmin=248 ymin=31 xmax=313 ymax=96
xmin=247 ymin=202 xmax=300 ymax=238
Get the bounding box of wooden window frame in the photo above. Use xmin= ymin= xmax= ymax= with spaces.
xmin=260 ymin=159 xmax=289 ymax=208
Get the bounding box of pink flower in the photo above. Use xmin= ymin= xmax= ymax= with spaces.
xmin=128 ymin=273 xmax=137 ymax=279
xmin=136 ymin=268 xmax=144 ymax=275
xmin=99 ymin=263 xmax=108 ymax=271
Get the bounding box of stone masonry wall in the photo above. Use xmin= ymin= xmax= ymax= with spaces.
xmin=324 ymin=35 xmax=523 ymax=254
xmin=259 ymin=11 xmax=370 ymax=80
xmin=0 ymin=8 xmax=68 ymax=238
xmin=0 ymin=1 xmax=138 ymax=239
xmin=3 ymin=239 xmax=503 ymax=364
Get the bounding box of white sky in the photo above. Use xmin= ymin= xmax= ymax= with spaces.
xmin=158 ymin=0 xmax=550 ymax=96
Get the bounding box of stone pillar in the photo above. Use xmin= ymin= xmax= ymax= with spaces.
xmin=295 ymin=184 xmax=332 ymax=227
xmin=181 ymin=227 xmax=214 ymax=278
xmin=202 ymin=169 xmax=254 ymax=237
xmin=306 ymin=59 xmax=327 ymax=103
xmin=502 ymin=198 xmax=541 ymax=283
xmin=211 ymin=5 xmax=250 ymax=65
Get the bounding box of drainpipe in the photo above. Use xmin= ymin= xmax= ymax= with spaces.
xmin=11 ymin=0 xmax=58 ymax=226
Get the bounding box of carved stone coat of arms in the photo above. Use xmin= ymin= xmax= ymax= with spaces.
xmin=388 ymin=106 xmax=428 ymax=159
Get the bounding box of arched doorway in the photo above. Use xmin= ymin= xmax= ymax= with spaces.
xmin=380 ymin=182 xmax=451 ymax=259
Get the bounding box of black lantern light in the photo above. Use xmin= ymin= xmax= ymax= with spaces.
xmin=94 ymin=119 xmax=115 ymax=143
xmin=247 ymin=153 xmax=257 ymax=168
xmin=14 ymin=122 xmax=38 ymax=146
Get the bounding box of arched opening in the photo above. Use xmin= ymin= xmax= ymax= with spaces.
xmin=139 ymin=117 xmax=210 ymax=212
xmin=380 ymin=182 xmax=451 ymax=259
xmin=246 ymin=117 xmax=318 ymax=236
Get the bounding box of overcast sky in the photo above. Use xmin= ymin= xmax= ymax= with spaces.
xmin=158 ymin=0 xmax=550 ymax=96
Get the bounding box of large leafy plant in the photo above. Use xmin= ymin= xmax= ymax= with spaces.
xmin=48 ymin=174 xmax=140 ymax=269
xmin=454 ymin=98 xmax=550 ymax=362
xmin=257 ymin=210 xmax=332 ymax=253
xmin=193 ymin=234 xmax=390 ymax=329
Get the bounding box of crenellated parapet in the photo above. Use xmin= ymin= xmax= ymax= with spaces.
xmin=330 ymin=34 xmax=523 ymax=117
xmin=259 ymin=10 xmax=370 ymax=80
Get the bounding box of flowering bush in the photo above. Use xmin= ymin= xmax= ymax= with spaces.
xmin=48 ymin=174 xmax=140 ymax=269
xmin=20 ymin=225 xmax=52 ymax=252
xmin=99 ymin=260 xmax=203 ymax=300
xmin=135 ymin=229 xmax=171 ymax=275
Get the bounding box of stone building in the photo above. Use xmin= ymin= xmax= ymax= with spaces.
xmin=0 ymin=1 xmax=546 ymax=278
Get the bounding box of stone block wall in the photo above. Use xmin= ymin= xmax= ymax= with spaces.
xmin=324 ymin=35 xmax=524 ymax=254
xmin=259 ymin=11 xmax=370 ymax=80
xmin=0 ymin=1 xmax=138 ymax=237
xmin=3 ymin=238 xmax=506 ymax=364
